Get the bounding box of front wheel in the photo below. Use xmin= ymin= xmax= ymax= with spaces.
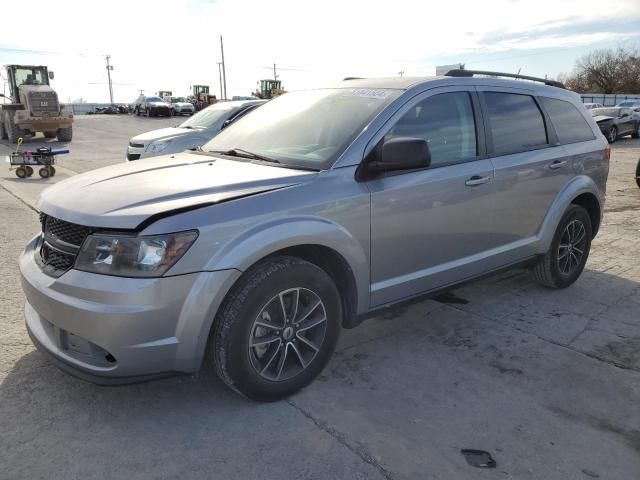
xmin=57 ymin=126 xmax=72 ymax=142
xmin=607 ymin=126 xmax=617 ymax=143
xmin=44 ymin=131 xmax=57 ymax=139
xmin=211 ymin=256 xmax=342 ymax=401
xmin=532 ymin=204 xmax=592 ymax=289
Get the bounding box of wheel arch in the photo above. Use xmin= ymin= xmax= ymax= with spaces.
xmin=538 ymin=175 xmax=603 ymax=252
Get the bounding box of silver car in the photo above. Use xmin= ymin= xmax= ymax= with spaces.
xmin=21 ymin=73 xmax=609 ymax=401
xmin=126 ymin=100 xmax=265 ymax=161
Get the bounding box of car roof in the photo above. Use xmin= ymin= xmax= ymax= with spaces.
xmin=334 ymin=75 xmax=569 ymax=95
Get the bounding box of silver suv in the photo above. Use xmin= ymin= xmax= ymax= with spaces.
xmin=20 ymin=72 xmax=609 ymax=401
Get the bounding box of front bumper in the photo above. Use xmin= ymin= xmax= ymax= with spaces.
xmin=20 ymin=235 xmax=241 ymax=384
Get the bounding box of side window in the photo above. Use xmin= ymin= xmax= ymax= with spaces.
xmin=385 ymin=92 xmax=477 ymax=166
xmin=540 ymin=97 xmax=595 ymax=144
xmin=485 ymin=92 xmax=547 ymax=155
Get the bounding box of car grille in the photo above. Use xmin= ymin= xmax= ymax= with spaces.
xmin=28 ymin=91 xmax=59 ymax=116
xmin=38 ymin=213 xmax=94 ymax=277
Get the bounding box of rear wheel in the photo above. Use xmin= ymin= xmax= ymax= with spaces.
xmin=44 ymin=131 xmax=57 ymax=139
xmin=607 ymin=126 xmax=617 ymax=143
xmin=38 ymin=167 xmax=51 ymax=178
xmin=15 ymin=166 xmax=27 ymax=178
xmin=26 ymin=166 xmax=34 ymax=177
xmin=56 ymin=126 xmax=73 ymax=142
xmin=632 ymin=122 xmax=640 ymax=139
xmin=532 ymin=204 xmax=592 ymax=289
xmin=211 ymin=256 xmax=342 ymax=401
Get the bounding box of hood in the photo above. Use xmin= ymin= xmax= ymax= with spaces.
xmin=149 ymin=101 xmax=170 ymax=107
xmin=592 ymin=115 xmax=614 ymax=123
xmin=131 ymin=127 xmax=200 ymax=144
xmin=37 ymin=152 xmax=316 ymax=229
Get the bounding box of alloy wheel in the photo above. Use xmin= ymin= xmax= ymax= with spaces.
xmin=248 ymin=287 xmax=327 ymax=382
xmin=557 ymin=219 xmax=587 ymax=275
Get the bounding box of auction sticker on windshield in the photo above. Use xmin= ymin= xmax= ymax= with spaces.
xmin=345 ymin=89 xmax=392 ymax=99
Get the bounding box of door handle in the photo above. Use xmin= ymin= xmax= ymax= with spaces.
xmin=548 ymin=160 xmax=567 ymax=170
xmin=465 ymin=175 xmax=491 ymax=187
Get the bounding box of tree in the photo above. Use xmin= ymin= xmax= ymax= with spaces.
xmin=561 ymin=47 xmax=640 ymax=93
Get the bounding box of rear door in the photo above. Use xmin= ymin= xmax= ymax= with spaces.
xmin=367 ymin=87 xmax=498 ymax=306
xmin=478 ymin=88 xmax=569 ymax=257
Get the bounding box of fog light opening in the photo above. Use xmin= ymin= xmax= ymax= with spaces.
xmin=105 ymin=354 xmax=116 ymax=363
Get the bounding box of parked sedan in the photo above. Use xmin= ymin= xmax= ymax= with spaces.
xmin=590 ymin=107 xmax=640 ymax=143
xmin=135 ymin=96 xmax=173 ymax=117
xmin=583 ymin=103 xmax=603 ymax=110
xmin=126 ymin=100 xmax=265 ymax=161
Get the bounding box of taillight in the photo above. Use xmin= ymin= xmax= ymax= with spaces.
xmin=604 ymin=144 xmax=611 ymax=162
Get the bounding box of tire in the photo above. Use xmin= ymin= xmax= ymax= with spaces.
xmin=4 ymin=112 xmax=23 ymax=143
xmin=632 ymin=122 xmax=640 ymax=139
xmin=26 ymin=166 xmax=33 ymax=177
xmin=635 ymin=159 xmax=640 ymax=189
xmin=56 ymin=126 xmax=73 ymax=142
xmin=211 ymin=256 xmax=342 ymax=401
xmin=49 ymin=166 xmax=56 ymax=176
xmin=607 ymin=126 xmax=617 ymax=144
xmin=15 ymin=166 xmax=27 ymax=178
xmin=136 ymin=107 xmax=141 ymax=116
xmin=532 ymin=204 xmax=592 ymax=289
xmin=44 ymin=131 xmax=56 ymax=139
xmin=38 ymin=167 xmax=51 ymax=178
xmin=0 ymin=114 xmax=6 ymax=139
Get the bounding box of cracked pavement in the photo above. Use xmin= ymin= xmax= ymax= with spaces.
xmin=1 ymin=119 xmax=639 ymax=479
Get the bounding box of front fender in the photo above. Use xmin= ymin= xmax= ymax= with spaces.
xmin=537 ymin=175 xmax=602 ymax=253
xmin=204 ymin=216 xmax=369 ymax=312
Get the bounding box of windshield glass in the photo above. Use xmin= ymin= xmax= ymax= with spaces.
xmin=146 ymin=97 xmax=164 ymax=102
xmin=180 ymin=103 xmax=237 ymax=129
xmin=14 ymin=67 xmax=48 ymax=86
xmin=203 ymin=88 xmax=400 ymax=169
xmin=617 ymin=101 xmax=639 ymax=107
xmin=592 ymin=108 xmax=621 ymax=117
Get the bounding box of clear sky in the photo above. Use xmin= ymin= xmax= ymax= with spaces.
xmin=1 ymin=0 xmax=639 ymax=103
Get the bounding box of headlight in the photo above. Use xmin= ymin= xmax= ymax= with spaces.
xmin=75 ymin=231 xmax=198 ymax=277
xmin=146 ymin=140 xmax=172 ymax=153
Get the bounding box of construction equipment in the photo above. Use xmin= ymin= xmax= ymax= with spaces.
xmin=0 ymin=65 xmax=73 ymax=143
xmin=157 ymin=90 xmax=172 ymax=99
xmin=189 ymin=85 xmax=218 ymax=111
xmin=253 ymin=79 xmax=285 ymax=100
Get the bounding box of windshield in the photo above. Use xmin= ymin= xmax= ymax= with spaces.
xmin=14 ymin=67 xmax=48 ymax=87
xmin=202 ymin=88 xmax=400 ymax=169
xmin=617 ymin=101 xmax=639 ymax=107
xmin=592 ymin=108 xmax=621 ymax=117
xmin=146 ymin=97 xmax=164 ymax=102
xmin=180 ymin=103 xmax=238 ymax=129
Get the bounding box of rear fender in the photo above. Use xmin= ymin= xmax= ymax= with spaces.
xmin=537 ymin=175 xmax=602 ymax=253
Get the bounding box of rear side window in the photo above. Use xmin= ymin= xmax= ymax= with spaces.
xmin=541 ymin=97 xmax=595 ymax=144
xmin=484 ymin=92 xmax=547 ymax=155
xmin=385 ymin=92 xmax=477 ymax=166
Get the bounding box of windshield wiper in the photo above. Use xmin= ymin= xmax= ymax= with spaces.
xmin=220 ymin=148 xmax=280 ymax=163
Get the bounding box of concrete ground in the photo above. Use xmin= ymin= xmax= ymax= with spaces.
xmin=1 ymin=117 xmax=639 ymax=480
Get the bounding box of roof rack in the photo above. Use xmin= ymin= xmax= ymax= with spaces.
xmin=444 ymin=69 xmax=565 ymax=89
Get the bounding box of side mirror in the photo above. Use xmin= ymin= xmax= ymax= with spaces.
xmin=48 ymin=71 xmax=55 ymax=80
xmin=367 ymin=137 xmax=431 ymax=174
xmin=221 ymin=119 xmax=232 ymax=129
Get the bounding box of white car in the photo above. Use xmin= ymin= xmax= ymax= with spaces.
xmin=583 ymin=102 xmax=603 ymax=110
xmin=126 ymin=100 xmax=265 ymax=161
xmin=167 ymin=97 xmax=196 ymax=116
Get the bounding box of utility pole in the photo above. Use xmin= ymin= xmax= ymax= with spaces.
xmin=105 ymin=55 xmax=114 ymax=103
xmin=220 ymin=36 xmax=227 ymax=100
xmin=217 ymin=62 xmax=223 ymax=99
xmin=273 ymin=63 xmax=278 ymax=82
xmin=398 ymin=69 xmax=404 ymax=77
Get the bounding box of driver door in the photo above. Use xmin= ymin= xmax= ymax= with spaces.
xmin=367 ymin=87 xmax=498 ymax=306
